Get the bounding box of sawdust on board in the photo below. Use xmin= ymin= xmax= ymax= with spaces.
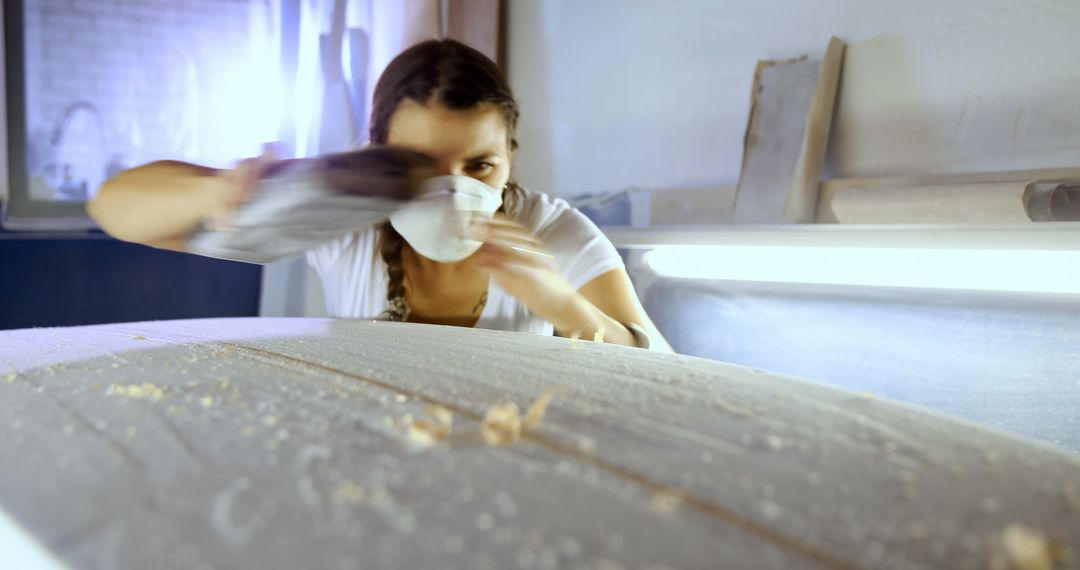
xmin=525 ymin=387 xmax=562 ymax=430
xmin=482 ymin=387 xmax=563 ymax=446
xmin=650 ymin=489 xmax=684 ymax=517
xmin=107 ymin=383 xmax=167 ymax=401
xmin=481 ymin=402 xmax=522 ymax=446
xmin=989 ymin=523 xmax=1072 ymax=570
xmin=408 ymin=405 xmax=454 ymax=446
xmin=333 ymin=480 xmax=366 ymax=505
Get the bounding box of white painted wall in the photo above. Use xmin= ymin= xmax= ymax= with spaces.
xmin=507 ymin=0 xmax=1080 ymax=199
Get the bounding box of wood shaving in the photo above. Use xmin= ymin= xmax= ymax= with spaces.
xmin=3 ymin=373 xmax=15 ymax=384
xmin=711 ymin=397 xmax=756 ymax=418
xmin=569 ymin=331 xmax=583 ymax=350
xmin=200 ymin=396 xmax=215 ymax=407
xmin=131 ymin=335 xmax=146 ymax=341
xmin=406 ymin=426 xmax=436 ymax=447
xmin=990 ymin=524 xmax=1062 ymax=570
xmin=650 ymin=490 xmax=684 ymax=517
xmin=408 ymin=405 xmax=454 ymax=445
xmin=593 ymin=328 xmax=605 ymax=344
xmin=482 ymin=389 xmax=562 ymax=445
xmin=524 ymin=388 xmax=562 ymax=430
xmin=481 ymin=402 xmax=522 ymax=446
xmin=107 ymin=383 xmax=166 ymax=401
xmin=333 ymin=480 xmax=366 ymax=505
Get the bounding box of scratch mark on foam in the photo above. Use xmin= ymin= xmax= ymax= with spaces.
xmin=46 ymin=394 xmax=148 ymax=472
xmin=630 ymin=415 xmax=747 ymax=457
xmin=798 ymin=397 xmax=928 ymax=456
xmin=49 ymin=332 xmax=137 ymax=367
xmin=151 ymin=408 xmax=209 ymax=471
xmin=296 ymin=445 xmax=332 ymax=509
xmin=211 ymin=477 xmax=273 ymax=545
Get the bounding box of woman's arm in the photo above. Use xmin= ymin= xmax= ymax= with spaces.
xmin=474 ymin=217 xmax=667 ymax=349
xmin=573 ymin=269 xmax=670 ymax=350
xmin=90 ymin=147 xmax=434 ymax=250
xmin=88 ymin=160 xmax=232 ymax=247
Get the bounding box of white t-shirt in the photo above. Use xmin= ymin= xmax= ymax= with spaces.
xmin=306 ymin=188 xmax=625 ymax=337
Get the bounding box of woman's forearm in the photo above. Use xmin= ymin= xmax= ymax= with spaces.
xmin=548 ymin=292 xmax=637 ymax=347
xmin=88 ymin=160 xmax=229 ymax=245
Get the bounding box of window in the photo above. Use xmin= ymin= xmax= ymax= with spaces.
xmin=2 ymin=0 xmax=287 ymax=230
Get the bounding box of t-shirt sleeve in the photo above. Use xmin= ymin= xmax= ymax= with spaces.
xmin=536 ymin=202 xmax=626 ymax=290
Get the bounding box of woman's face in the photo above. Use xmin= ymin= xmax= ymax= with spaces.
xmin=386 ymin=99 xmax=513 ymax=191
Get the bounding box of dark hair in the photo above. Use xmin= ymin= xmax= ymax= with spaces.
xmin=373 ymin=39 xmax=524 ymax=322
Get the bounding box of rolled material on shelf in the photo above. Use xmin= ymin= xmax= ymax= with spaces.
xmin=1028 ymin=182 xmax=1080 ymax=222
xmin=830 ymin=180 xmax=1080 ymax=223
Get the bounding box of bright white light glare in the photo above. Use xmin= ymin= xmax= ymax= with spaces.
xmin=0 ymin=509 xmax=66 ymax=570
xmin=643 ymin=246 xmax=1080 ymax=294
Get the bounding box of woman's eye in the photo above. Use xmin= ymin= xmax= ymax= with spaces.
xmin=468 ymin=162 xmax=495 ymax=173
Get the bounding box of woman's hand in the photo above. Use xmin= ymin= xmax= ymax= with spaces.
xmin=472 ymin=215 xmax=578 ymax=318
xmin=207 ymin=145 xmax=437 ymax=231
xmin=471 ymin=215 xmax=637 ymax=347
xmin=205 ymin=145 xmax=281 ymax=230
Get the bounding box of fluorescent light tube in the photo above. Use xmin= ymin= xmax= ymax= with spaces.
xmin=644 ymin=245 xmax=1080 ymax=294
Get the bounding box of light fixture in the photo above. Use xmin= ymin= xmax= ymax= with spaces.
xmin=604 ymin=224 xmax=1080 ymax=295
xmin=643 ymin=246 xmax=1080 ymax=294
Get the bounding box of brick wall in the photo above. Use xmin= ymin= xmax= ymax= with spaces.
xmin=23 ymin=0 xmax=277 ymax=200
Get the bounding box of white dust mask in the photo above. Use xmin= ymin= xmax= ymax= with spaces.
xmin=389 ymin=175 xmax=503 ymax=263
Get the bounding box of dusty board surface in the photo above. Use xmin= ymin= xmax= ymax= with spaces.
xmin=0 ymin=318 xmax=1078 ymax=570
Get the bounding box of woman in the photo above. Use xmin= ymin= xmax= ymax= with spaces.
xmin=90 ymin=39 xmax=669 ymax=351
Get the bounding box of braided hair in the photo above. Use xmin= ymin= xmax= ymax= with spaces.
xmin=369 ymin=39 xmax=524 ymax=321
